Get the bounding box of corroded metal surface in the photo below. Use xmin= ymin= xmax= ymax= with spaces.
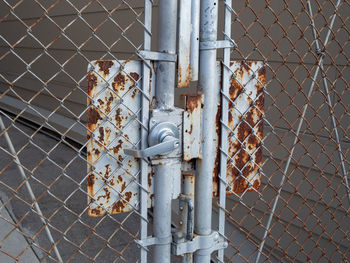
xmin=213 ymin=61 xmax=265 ymax=196
xmin=183 ymin=94 xmax=203 ymax=160
xmin=87 ymin=60 xmax=154 ymax=216
xmin=177 ymin=0 xmax=192 ymax=88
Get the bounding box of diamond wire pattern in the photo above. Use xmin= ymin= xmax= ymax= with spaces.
xmin=0 ymin=0 xmax=149 ymax=262
xmin=217 ymin=0 xmax=349 ymax=262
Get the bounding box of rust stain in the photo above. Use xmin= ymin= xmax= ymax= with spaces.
xmin=131 ymin=88 xmax=138 ymax=99
xmin=105 ymin=95 xmax=114 ymax=114
xmin=113 ymin=200 xmax=125 ymax=213
xmin=178 ymin=65 xmax=191 ymax=89
xmin=112 ymin=72 xmax=126 ymax=93
xmin=229 ymin=77 xmax=243 ymax=103
xmin=103 ymin=187 xmax=111 ymax=201
xmin=97 ymin=99 xmax=104 ymax=106
xmin=185 ymin=94 xmax=202 ymax=113
xmin=87 ymin=107 xmax=102 ymax=127
xmin=113 ymin=139 xmax=123 ymax=155
xmin=130 ymin=72 xmax=139 ymax=82
xmin=87 ymin=174 xmax=95 ymax=187
xmin=241 ymin=61 xmax=251 ymax=72
xmin=97 ymin=60 xmax=114 ymax=76
xmin=90 ymin=208 xmax=104 ymax=216
xmin=115 ymin=108 xmax=123 ymax=128
xmin=104 ymin=164 xmax=111 ymax=179
xmin=94 ymin=148 xmax=100 ymax=155
xmin=87 ymin=72 xmax=97 ymax=95
xmin=121 ymin=181 xmax=126 ymax=192
xmin=125 ymin=192 xmax=132 ymax=202
xmin=98 ymin=127 xmax=104 ymax=142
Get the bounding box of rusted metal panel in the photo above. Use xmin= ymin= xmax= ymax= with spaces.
xmin=213 ymin=61 xmax=265 ymax=196
xmin=87 ymin=60 xmax=154 ymax=216
xmin=177 ymin=0 xmax=192 ymax=88
xmin=183 ymin=94 xmax=203 ymax=160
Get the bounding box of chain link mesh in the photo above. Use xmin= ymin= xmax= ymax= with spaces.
xmin=0 ymin=0 xmax=349 ymax=262
xmin=217 ymin=0 xmax=349 ymax=262
xmin=0 ymin=1 xmax=149 ymax=262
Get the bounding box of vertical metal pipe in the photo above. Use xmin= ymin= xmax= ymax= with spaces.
xmin=178 ymin=0 xmax=192 ymax=88
xmin=0 ymin=116 xmax=63 ymax=262
xmin=153 ymin=1 xmax=178 ymax=262
xmin=181 ymin=173 xmax=195 ymax=263
xmin=190 ymin=0 xmax=200 ymax=81
xmin=155 ymin=0 xmax=178 ymax=109
xmin=218 ymin=0 xmax=232 ymax=262
xmin=140 ymin=1 xmax=153 ymax=262
xmin=194 ymin=0 xmax=219 ymax=262
xmin=153 ymin=163 xmax=175 ymax=263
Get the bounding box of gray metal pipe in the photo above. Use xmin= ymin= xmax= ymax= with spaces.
xmin=181 ymin=174 xmax=195 ymax=263
xmin=190 ymin=0 xmax=200 ymax=81
xmin=140 ymin=1 xmax=153 ymax=262
xmin=218 ymin=0 xmax=232 ymax=262
xmin=153 ymin=163 xmax=174 ymax=263
xmin=155 ymin=0 xmax=178 ymax=109
xmin=153 ymin=0 xmax=178 ymax=262
xmin=194 ymin=0 xmax=219 ymax=262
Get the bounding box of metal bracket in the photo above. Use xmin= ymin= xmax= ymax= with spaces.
xmin=171 ymin=231 xmax=228 ymax=256
xmin=199 ymin=40 xmax=235 ymax=50
xmin=136 ymin=235 xmax=173 ymax=248
xmin=138 ymin=50 xmax=177 ymax=62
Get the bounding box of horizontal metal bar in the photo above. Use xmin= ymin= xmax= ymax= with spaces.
xmin=199 ymin=40 xmax=235 ymax=50
xmin=136 ymin=236 xmax=173 ymax=247
xmin=172 ymin=231 xmax=227 ymax=256
xmin=138 ymin=50 xmax=177 ymax=62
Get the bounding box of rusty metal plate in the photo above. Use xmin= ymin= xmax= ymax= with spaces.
xmin=86 ymin=60 xmax=154 ymax=216
xmin=177 ymin=0 xmax=192 ymax=88
xmin=213 ymin=61 xmax=265 ymax=196
xmin=183 ymin=94 xmax=203 ymax=160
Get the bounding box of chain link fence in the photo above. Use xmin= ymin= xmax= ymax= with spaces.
xmin=0 ymin=0 xmax=349 ymax=262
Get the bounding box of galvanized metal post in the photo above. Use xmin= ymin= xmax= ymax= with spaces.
xmin=194 ymin=0 xmax=219 ymax=262
xmin=140 ymin=1 xmax=153 ymax=262
xmin=190 ymin=0 xmax=200 ymax=81
xmin=218 ymin=0 xmax=232 ymax=262
xmin=155 ymin=0 xmax=177 ymax=110
xmin=180 ymin=173 xmax=195 ymax=262
xmin=153 ymin=0 xmax=178 ymax=262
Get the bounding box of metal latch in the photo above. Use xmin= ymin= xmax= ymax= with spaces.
xmin=124 ymin=122 xmax=180 ymax=159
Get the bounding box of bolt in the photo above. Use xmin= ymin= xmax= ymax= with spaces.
xmin=179 ymin=220 xmax=183 ymax=226
xmin=214 ymin=233 xmax=219 ymax=241
xmin=179 ymin=206 xmax=184 ymax=211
